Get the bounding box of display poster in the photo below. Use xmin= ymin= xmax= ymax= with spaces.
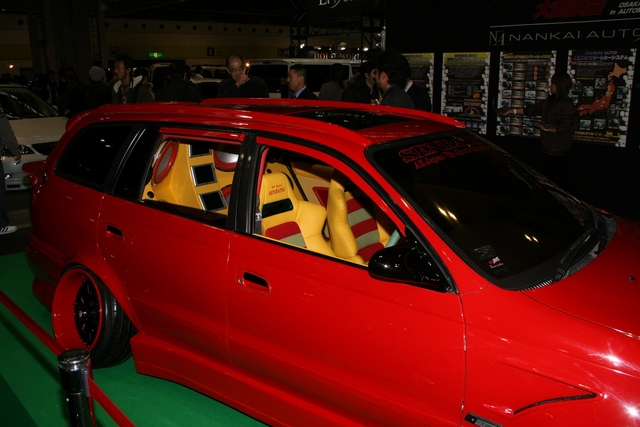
xmin=568 ymin=49 xmax=636 ymax=147
xmin=441 ymin=52 xmax=490 ymax=134
xmin=496 ymin=51 xmax=557 ymax=137
xmin=404 ymin=53 xmax=434 ymax=110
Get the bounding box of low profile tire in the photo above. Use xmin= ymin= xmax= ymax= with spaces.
xmin=52 ymin=266 xmax=136 ymax=368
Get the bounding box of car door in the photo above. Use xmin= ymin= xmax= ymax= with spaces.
xmin=31 ymin=124 xmax=135 ymax=275
xmin=97 ymin=126 xmax=242 ymax=361
xmin=226 ymin=136 xmax=465 ymax=426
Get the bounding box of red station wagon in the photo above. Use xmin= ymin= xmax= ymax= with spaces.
xmin=24 ymin=99 xmax=640 ymax=427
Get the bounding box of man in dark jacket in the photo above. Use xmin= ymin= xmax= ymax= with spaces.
xmin=217 ymin=54 xmax=269 ymax=98
xmin=405 ymin=78 xmax=432 ymax=112
xmin=155 ymin=63 xmax=202 ymax=102
xmin=376 ymin=51 xmax=414 ymax=109
xmin=110 ymin=53 xmax=154 ymax=104
xmin=287 ymin=64 xmax=318 ymax=100
xmin=86 ymin=66 xmax=111 ymax=109
xmin=342 ymin=61 xmax=381 ymax=104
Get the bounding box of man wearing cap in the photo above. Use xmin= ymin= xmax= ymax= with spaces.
xmin=86 ymin=66 xmax=111 ymax=109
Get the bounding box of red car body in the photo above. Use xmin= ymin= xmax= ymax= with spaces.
xmin=24 ymin=99 xmax=640 ymax=426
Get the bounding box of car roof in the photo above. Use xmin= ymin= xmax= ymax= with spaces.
xmin=76 ymin=99 xmax=463 ymax=149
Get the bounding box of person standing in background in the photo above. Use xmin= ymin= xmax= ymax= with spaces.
xmin=0 ymin=114 xmax=21 ymax=235
xmin=45 ymin=70 xmax=59 ymax=106
xmin=133 ymin=67 xmax=155 ymax=100
xmin=155 ymin=63 xmax=202 ymax=102
xmin=110 ymin=54 xmax=154 ymax=104
xmin=217 ymin=54 xmax=269 ymax=98
xmin=86 ymin=66 xmax=111 ymax=109
xmin=376 ymin=51 xmax=414 ymax=109
xmin=342 ymin=61 xmax=382 ymax=104
xmin=499 ymin=72 xmax=578 ymax=188
xmin=319 ymin=63 xmax=346 ymax=101
xmin=287 ymin=64 xmax=318 ymax=100
xmin=405 ymin=77 xmax=432 ymax=112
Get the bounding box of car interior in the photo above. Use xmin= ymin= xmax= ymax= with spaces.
xmin=141 ymin=137 xmax=238 ymax=225
xmin=141 ymin=136 xmax=397 ymax=265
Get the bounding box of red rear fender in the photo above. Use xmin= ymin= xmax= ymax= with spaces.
xmin=22 ymin=160 xmax=45 ymax=187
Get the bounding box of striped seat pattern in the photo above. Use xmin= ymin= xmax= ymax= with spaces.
xmin=346 ymin=196 xmax=384 ymax=262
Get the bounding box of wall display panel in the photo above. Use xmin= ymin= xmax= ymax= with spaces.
xmin=441 ymin=52 xmax=490 ymax=134
xmin=496 ymin=51 xmax=557 ymax=138
xmin=568 ymin=48 xmax=636 ymax=147
xmin=404 ymin=53 xmax=435 ymax=108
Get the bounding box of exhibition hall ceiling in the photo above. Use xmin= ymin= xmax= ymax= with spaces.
xmin=2 ymin=0 xmax=294 ymax=26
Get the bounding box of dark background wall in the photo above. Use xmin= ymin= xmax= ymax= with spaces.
xmin=386 ymin=0 xmax=640 ymax=220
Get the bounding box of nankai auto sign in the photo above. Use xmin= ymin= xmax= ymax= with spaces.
xmin=489 ymin=0 xmax=640 ymax=46
xmin=309 ymin=0 xmax=361 ymax=23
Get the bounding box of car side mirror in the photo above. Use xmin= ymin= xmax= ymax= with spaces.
xmin=368 ymin=245 xmax=449 ymax=291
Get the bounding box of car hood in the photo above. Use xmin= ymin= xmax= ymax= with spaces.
xmin=525 ymin=216 xmax=640 ymax=337
xmin=9 ymin=116 xmax=68 ymax=145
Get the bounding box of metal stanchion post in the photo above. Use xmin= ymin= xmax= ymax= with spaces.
xmin=58 ymin=349 xmax=95 ymax=427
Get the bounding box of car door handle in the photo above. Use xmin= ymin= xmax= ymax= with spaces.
xmin=237 ymin=270 xmax=271 ymax=295
xmin=105 ymin=225 xmax=124 ymax=243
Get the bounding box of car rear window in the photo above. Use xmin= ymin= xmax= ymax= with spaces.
xmin=56 ymin=125 xmax=134 ymax=189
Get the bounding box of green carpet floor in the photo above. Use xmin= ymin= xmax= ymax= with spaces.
xmin=0 ymin=252 xmax=265 ymax=426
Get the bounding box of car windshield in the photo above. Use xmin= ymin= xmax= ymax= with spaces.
xmin=0 ymin=86 xmax=58 ymax=118
xmin=370 ymin=129 xmax=602 ymax=290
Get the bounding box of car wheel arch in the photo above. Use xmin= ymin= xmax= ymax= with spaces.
xmin=53 ymin=264 xmax=136 ymax=367
xmin=60 ymin=258 xmax=142 ymax=333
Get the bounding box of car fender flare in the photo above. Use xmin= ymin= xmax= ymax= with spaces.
xmin=61 ymin=255 xmax=142 ymax=332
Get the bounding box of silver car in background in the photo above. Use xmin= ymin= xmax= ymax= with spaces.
xmin=0 ymin=84 xmax=68 ymax=190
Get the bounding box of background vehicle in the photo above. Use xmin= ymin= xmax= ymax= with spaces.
xmin=248 ymin=58 xmax=361 ymax=98
xmin=443 ymin=102 xmax=463 ymax=113
xmin=191 ymin=65 xmax=226 ymax=98
xmin=193 ymin=65 xmax=227 ymax=79
xmin=24 ymin=99 xmax=640 ymax=427
xmin=0 ymin=83 xmax=67 ymax=190
xmin=150 ymin=62 xmax=222 ymax=99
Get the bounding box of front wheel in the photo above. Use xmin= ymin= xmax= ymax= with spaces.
xmin=52 ymin=266 xmax=135 ymax=368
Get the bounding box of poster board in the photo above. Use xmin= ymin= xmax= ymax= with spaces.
xmin=404 ymin=53 xmax=435 ymax=110
xmin=496 ymin=51 xmax=557 ymax=137
xmin=568 ymin=48 xmax=636 ymax=147
xmin=441 ymin=52 xmax=490 ymax=134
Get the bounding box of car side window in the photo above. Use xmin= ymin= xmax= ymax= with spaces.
xmin=113 ymin=127 xmax=159 ymax=200
xmin=56 ymin=125 xmax=134 ymax=189
xmin=254 ymin=143 xmax=398 ymax=265
xmin=136 ymin=135 xmax=240 ymax=228
xmin=0 ymin=92 xmax=19 ymax=117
